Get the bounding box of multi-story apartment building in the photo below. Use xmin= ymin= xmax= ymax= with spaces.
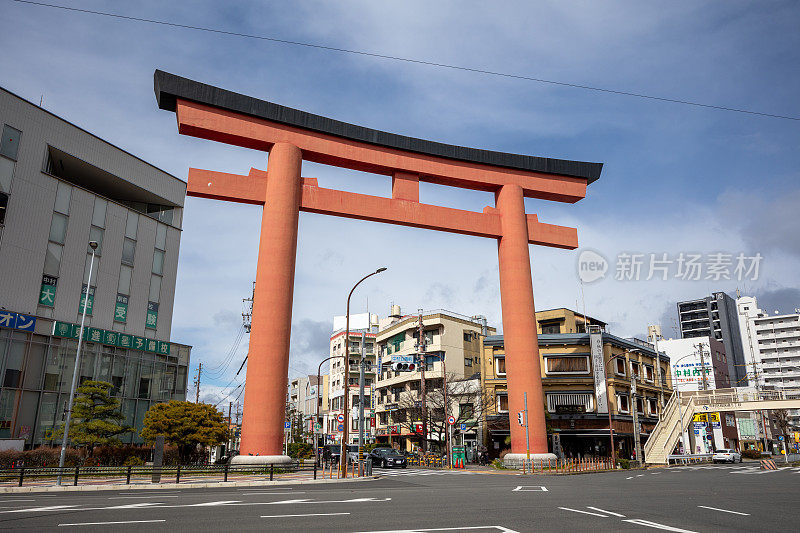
xmin=482 ymin=310 xmax=671 ymax=461
xmin=287 ymin=374 xmax=323 ymax=440
xmin=326 ymin=328 xmax=377 ymax=445
xmin=0 ymin=86 xmax=191 ymax=448
xmin=677 ymin=292 xmax=746 ymax=386
xmin=373 ymin=308 xmax=494 ymax=455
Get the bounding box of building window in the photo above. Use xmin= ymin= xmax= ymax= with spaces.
xmin=616 ymin=394 xmax=630 ymax=413
xmin=635 ymin=397 xmax=644 ymax=414
xmin=464 ymin=332 xmax=472 ymax=342
xmin=496 ymin=393 xmax=509 ymax=413
xmin=495 ymin=357 xmax=506 ymax=376
xmin=0 ymin=156 xmax=13 ymax=195
xmin=152 ymin=249 xmax=164 ymax=275
xmin=54 ymin=181 xmax=71 ymax=215
xmin=630 ymin=361 xmax=641 ymax=380
xmin=464 ymin=358 xmax=473 ymax=367
xmin=615 ymin=358 xmax=626 ymax=376
xmin=0 ymin=192 xmax=7 ymax=225
xmin=545 ymin=356 xmax=589 ymax=374
xmin=541 ymin=324 xmax=561 ymax=334
xmin=0 ymin=125 xmax=21 ymax=160
xmin=49 ymin=213 xmax=68 ymax=244
xmin=647 ymin=397 xmax=657 ymax=415
xmin=122 ymin=238 xmax=136 ymax=265
xmin=546 ymin=393 xmax=594 ymax=413
xmin=460 ymin=403 xmax=474 ymax=419
xmin=644 ymin=365 xmax=654 ymax=382
xmin=92 ymin=197 xmax=107 ymax=228
xmin=88 ymin=225 xmax=104 ymax=255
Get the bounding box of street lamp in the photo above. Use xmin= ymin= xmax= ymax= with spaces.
xmin=341 ymin=267 xmax=387 ymax=478
xmin=57 ymin=240 xmax=98 ymax=486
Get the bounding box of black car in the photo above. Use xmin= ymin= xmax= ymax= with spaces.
xmin=369 ymin=447 xmax=407 ymax=468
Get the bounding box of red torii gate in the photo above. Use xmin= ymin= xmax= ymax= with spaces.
xmin=154 ymin=70 xmax=601 ymax=464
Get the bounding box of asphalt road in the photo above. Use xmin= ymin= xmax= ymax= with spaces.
xmin=0 ymin=464 xmax=797 ymax=532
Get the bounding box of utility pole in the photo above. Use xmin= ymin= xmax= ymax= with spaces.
xmin=697 ymin=343 xmax=708 ymax=391
xmin=228 ymin=401 xmax=233 ymax=455
xmin=630 ymin=360 xmax=642 ymax=463
xmin=417 ymin=311 xmax=428 ymax=454
xmin=523 ymin=392 xmax=530 ymax=463
xmin=194 ymin=362 xmax=203 ymax=403
xmin=358 ymin=332 xmax=366 ymax=475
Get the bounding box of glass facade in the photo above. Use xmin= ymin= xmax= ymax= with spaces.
xmin=0 ymin=326 xmax=189 ymax=447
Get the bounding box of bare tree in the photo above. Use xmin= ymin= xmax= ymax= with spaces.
xmin=773 ymin=409 xmax=791 ymax=448
xmin=394 ymin=373 xmax=494 ymax=453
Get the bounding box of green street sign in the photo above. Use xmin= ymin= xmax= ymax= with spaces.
xmin=118 ymin=333 xmax=132 ymax=349
xmin=85 ymin=327 xmax=103 ymax=344
xmin=39 ymin=275 xmax=58 ymax=307
xmin=145 ymin=301 xmax=159 ymax=329
xmin=53 ymin=321 xmax=78 ymax=339
xmin=131 ymin=336 xmax=147 ymax=351
xmin=157 ymin=341 xmax=170 ymax=355
xmin=79 ymin=285 xmax=95 ymax=316
xmin=103 ymin=330 xmax=119 ymax=346
xmin=114 ymin=294 xmax=129 ymax=323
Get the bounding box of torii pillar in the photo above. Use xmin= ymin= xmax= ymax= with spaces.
xmin=153 ymin=70 xmax=602 ymax=466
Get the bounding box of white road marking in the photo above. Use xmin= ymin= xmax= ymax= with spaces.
xmin=352 ymin=526 xmax=519 ymax=533
xmin=108 ymin=496 xmax=180 ymax=499
xmin=188 ymin=500 xmax=242 ymax=506
xmin=241 ymin=491 xmax=306 ymax=496
xmin=587 ymin=506 xmax=625 ymax=517
xmin=559 ymin=507 xmax=608 ymax=517
xmin=106 ymin=503 xmax=165 ymax=509
xmin=637 ymin=474 xmax=645 ymax=477
xmin=623 ymin=519 xmax=698 ymax=532
xmin=5 ymin=505 xmax=77 ymax=513
xmin=58 ymin=520 xmax=166 ymax=527
xmin=626 ymin=476 xmax=634 ymax=480
xmin=261 ymin=512 xmax=350 ymax=518
xmin=238 ymin=487 xmax=292 ymax=491
xmin=697 ymin=505 xmax=749 ymax=516
xmin=512 ymin=486 xmax=548 ymax=492
xmin=0 ymin=499 xmax=36 ymax=503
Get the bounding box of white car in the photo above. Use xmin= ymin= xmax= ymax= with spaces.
xmin=713 ymin=449 xmax=742 ymax=463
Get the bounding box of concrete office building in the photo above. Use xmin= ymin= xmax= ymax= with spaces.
xmin=0 ymin=86 xmax=190 ymax=448
xmin=677 ymin=292 xmax=747 ymax=387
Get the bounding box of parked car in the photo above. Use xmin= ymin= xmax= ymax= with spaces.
xmin=713 ymin=449 xmax=742 ymax=463
xmin=369 ymin=447 xmax=408 ymax=468
xmin=322 ymin=444 xmax=342 ymax=464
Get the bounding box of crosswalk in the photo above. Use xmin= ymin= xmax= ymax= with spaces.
xmin=376 ymin=468 xmax=473 ymax=477
xmin=675 ymin=464 xmax=800 ymax=474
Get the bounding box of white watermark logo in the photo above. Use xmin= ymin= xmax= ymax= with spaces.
xmin=577 ymin=250 xmax=762 ymax=283
xmin=577 ymin=249 xmax=609 ymax=283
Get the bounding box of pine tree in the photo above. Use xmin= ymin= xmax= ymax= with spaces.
xmin=140 ymin=401 xmax=229 ymax=463
xmin=55 ymin=380 xmax=132 ymax=455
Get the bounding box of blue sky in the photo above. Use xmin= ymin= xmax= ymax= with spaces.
xmin=2 ymin=1 xmax=798 ymax=403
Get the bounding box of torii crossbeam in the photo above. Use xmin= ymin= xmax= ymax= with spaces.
xmin=154 ymin=70 xmax=602 ymax=465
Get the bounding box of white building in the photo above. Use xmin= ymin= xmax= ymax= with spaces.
xmin=736 ymin=295 xmax=768 ymax=388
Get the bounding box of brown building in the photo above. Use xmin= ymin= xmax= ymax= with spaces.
xmin=482 ymin=322 xmax=672 ymax=461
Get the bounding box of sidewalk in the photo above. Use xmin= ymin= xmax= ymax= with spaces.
xmin=0 ymin=475 xmax=377 ymax=494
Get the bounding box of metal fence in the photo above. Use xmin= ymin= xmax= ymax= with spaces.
xmin=512 ymin=457 xmax=616 ymax=473
xmin=0 ymin=462 xmax=328 ymax=488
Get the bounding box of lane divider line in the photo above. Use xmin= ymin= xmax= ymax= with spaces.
xmin=697 ymin=505 xmax=749 ymax=516
xmin=558 ymin=507 xmax=608 ymax=517
xmin=586 ymin=506 xmax=625 ymax=517
xmin=622 ymin=519 xmax=698 ymax=532
xmin=58 ymin=520 xmax=166 ymax=527
xmin=261 ymin=512 xmax=350 ymax=518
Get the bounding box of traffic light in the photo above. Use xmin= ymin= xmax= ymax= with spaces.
xmin=517 ymin=411 xmax=525 ymax=426
xmin=392 ymin=362 xmax=416 ymax=372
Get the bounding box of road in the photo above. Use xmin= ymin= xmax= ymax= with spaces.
xmin=0 ymin=464 xmax=797 ymax=532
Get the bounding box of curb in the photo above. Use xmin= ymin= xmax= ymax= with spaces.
xmin=0 ymin=475 xmax=378 ymax=494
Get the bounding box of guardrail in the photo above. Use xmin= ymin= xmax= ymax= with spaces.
xmin=514 ymin=457 xmax=616 ymax=474
xmin=0 ymin=462 xmax=325 ymax=488
xmin=407 ymin=456 xmax=446 ymax=468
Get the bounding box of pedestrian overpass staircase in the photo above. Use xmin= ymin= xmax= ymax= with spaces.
xmin=644 ymin=387 xmax=800 ymax=465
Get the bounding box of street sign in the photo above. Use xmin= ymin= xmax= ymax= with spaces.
xmin=460 ymin=423 xmax=466 ymax=431
xmin=284 ymin=421 xmax=291 ymax=429
xmin=337 ymin=423 xmax=344 ymax=432
xmin=447 ymin=415 xmax=455 ymax=425
xmin=314 ymin=423 xmax=322 ymax=431
xmin=337 ymin=414 xmax=345 ymax=423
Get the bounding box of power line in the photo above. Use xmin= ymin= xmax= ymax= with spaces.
xmin=11 ymin=0 xmax=800 ymax=122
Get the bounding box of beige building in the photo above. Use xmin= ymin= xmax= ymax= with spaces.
xmin=326 ymin=329 xmax=377 ymax=445
xmin=373 ymin=308 xmax=495 ymax=455
xmin=482 ymin=309 xmax=671 ymax=461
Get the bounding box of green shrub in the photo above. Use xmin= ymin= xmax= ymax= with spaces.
xmin=617 ymin=458 xmax=631 ymax=469
xmin=123 ymin=456 xmax=146 ymax=466
xmin=287 ymin=442 xmax=313 ymax=459
xmin=741 ymin=449 xmax=762 ymax=460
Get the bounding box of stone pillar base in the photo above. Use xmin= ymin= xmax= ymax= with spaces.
xmin=503 ymin=452 xmax=558 ymax=469
xmin=229 ymin=454 xmax=293 ymax=465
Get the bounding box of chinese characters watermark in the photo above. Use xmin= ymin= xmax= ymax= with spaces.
xmin=578 ymin=249 xmax=762 ymax=283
